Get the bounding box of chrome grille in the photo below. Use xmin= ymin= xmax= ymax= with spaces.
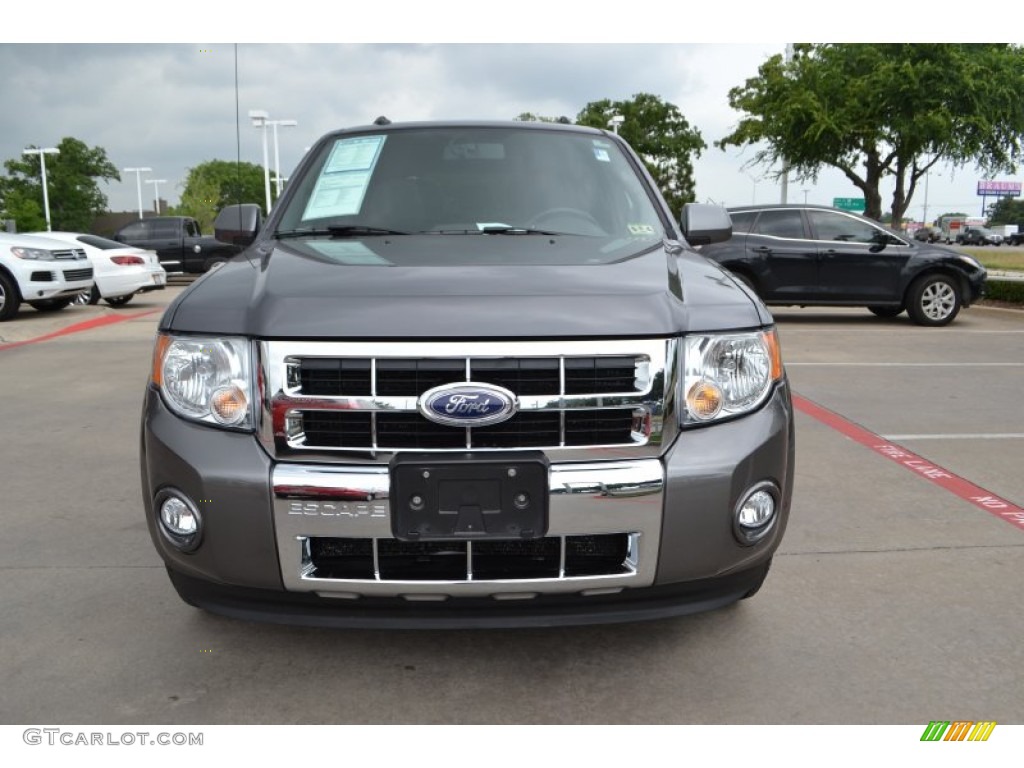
xmin=260 ymin=340 xmax=676 ymax=463
xmin=53 ymin=248 xmax=87 ymax=261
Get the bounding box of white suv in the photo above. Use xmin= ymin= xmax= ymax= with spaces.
xmin=0 ymin=232 xmax=95 ymax=321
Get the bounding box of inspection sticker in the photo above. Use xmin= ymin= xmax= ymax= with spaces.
xmin=628 ymin=223 xmax=656 ymax=235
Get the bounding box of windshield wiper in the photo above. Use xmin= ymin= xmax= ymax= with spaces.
xmin=423 ymin=226 xmax=569 ymax=236
xmin=276 ymin=225 xmax=410 ymax=239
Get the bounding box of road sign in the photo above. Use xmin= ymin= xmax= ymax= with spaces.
xmin=833 ymin=197 xmax=866 ymax=212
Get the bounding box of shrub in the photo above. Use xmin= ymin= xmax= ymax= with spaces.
xmin=984 ymin=280 xmax=1024 ymax=304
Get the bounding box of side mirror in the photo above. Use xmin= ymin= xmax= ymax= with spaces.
xmin=214 ymin=204 xmax=263 ymax=246
xmin=680 ymin=203 xmax=732 ymax=246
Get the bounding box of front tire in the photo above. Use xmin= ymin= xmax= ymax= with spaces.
xmin=0 ymin=271 xmax=21 ymax=321
xmin=906 ymin=274 xmax=961 ymax=326
xmin=28 ymin=297 xmax=73 ymax=312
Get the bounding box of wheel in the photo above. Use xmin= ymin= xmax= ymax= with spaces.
xmin=0 ymin=271 xmax=21 ymax=322
xmin=73 ymin=285 xmax=101 ymax=306
xmin=105 ymin=293 xmax=135 ymax=307
xmin=906 ymin=274 xmax=961 ymax=327
xmin=526 ymin=208 xmax=605 ymax=235
xmin=868 ymin=305 xmax=903 ymax=318
xmin=741 ymin=557 xmax=773 ymax=600
xmin=28 ymin=297 xmax=73 ymax=312
xmin=203 ymin=256 xmax=228 ymax=273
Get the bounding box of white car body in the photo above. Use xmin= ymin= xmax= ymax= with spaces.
xmin=30 ymin=232 xmax=166 ymax=303
xmin=0 ymin=232 xmax=95 ymax=321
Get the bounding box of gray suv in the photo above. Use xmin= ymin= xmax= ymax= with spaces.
xmin=140 ymin=120 xmax=794 ymax=628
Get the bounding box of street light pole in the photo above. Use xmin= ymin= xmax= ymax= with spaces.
xmin=124 ymin=167 xmax=152 ymax=220
xmin=268 ymin=119 xmax=298 ymax=200
xmin=23 ymin=147 xmax=60 ymax=231
xmin=146 ymin=179 xmax=168 ymax=214
xmin=249 ymin=110 xmax=272 ymax=213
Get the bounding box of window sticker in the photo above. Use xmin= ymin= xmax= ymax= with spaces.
xmin=628 ymin=223 xmax=656 ymax=235
xmin=593 ymin=147 xmax=611 ymax=162
xmin=305 ymin=241 xmax=392 ymax=266
xmin=302 ymin=136 xmax=386 ymax=220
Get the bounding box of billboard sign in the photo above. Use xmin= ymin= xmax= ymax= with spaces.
xmin=977 ymin=180 xmax=1022 ymax=196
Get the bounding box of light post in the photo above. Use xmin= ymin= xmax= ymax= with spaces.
xmin=145 ymin=179 xmax=168 ymax=214
xmin=268 ymin=119 xmax=298 ymax=200
xmin=608 ymin=115 xmax=624 ymax=135
xmin=23 ymin=147 xmax=60 ymax=231
xmin=745 ymin=172 xmax=760 ymax=204
xmin=249 ymin=110 xmax=272 ymax=213
xmin=124 ymin=167 xmax=152 ymax=219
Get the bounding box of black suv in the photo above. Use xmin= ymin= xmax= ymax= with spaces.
xmin=699 ymin=204 xmax=987 ymax=326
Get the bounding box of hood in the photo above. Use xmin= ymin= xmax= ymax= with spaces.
xmin=163 ymin=236 xmax=767 ymax=339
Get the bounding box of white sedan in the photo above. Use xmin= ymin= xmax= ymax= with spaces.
xmin=31 ymin=232 xmax=166 ymax=306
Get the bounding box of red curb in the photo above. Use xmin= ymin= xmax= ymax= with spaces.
xmin=0 ymin=309 xmax=161 ymax=352
xmin=793 ymin=394 xmax=1024 ymax=532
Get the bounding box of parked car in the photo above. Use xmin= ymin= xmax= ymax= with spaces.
xmin=1005 ymin=230 xmax=1024 ymax=246
xmin=140 ymin=120 xmax=794 ymax=628
xmin=698 ymin=204 xmax=987 ymax=326
xmin=0 ymin=232 xmax=94 ymax=321
xmin=28 ymin=232 xmax=166 ymax=307
xmin=913 ymin=226 xmax=941 ymax=243
xmin=956 ymin=227 xmax=1003 ymax=246
xmin=112 ymin=216 xmax=245 ymax=274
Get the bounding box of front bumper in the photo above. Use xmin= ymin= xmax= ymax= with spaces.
xmin=140 ymin=381 xmax=794 ymax=627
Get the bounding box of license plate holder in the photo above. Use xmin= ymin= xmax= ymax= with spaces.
xmin=390 ymin=452 xmax=549 ymax=542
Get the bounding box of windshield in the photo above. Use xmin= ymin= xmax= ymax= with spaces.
xmin=275 ymin=126 xmax=666 ymax=250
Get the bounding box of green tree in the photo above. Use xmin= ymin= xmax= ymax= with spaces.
xmin=576 ymin=93 xmax=706 ymax=217
xmin=1 ymin=137 xmax=119 ymax=232
xmin=174 ymin=160 xmax=272 ymax=230
xmin=513 ymin=112 xmax=562 ymax=123
xmin=987 ymin=197 xmax=1024 ymax=227
xmin=718 ymin=44 xmax=1024 ymax=223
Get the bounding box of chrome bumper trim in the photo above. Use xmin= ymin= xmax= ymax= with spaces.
xmin=272 ymin=458 xmax=664 ymax=597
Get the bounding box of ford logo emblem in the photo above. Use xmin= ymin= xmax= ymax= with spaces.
xmin=419 ymin=382 xmax=518 ymax=427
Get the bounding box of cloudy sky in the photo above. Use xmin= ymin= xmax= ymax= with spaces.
xmin=1 ymin=7 xmax=1017 ymax=224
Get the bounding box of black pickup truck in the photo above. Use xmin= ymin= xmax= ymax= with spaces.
xmin=113 ymin=216 xmax=243 ymax=273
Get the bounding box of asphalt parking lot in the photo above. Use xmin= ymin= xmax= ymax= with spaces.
xmin=1 ymin=288 xmax=1021 ymax=725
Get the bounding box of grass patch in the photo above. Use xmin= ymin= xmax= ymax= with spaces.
xmin=959 ymin=248 xmax=1024 ymax=271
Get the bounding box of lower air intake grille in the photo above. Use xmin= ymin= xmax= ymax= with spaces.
xmin=307 ymin=534 xmax=634 ymax=582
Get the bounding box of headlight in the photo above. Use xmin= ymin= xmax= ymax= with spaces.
xmin=10 ymin=247 xmax=56 ymax=261
xmin=680 ymin=329 xmax=783 ymax=425
xmin=151 ymin=334 xmax=254 ymax=429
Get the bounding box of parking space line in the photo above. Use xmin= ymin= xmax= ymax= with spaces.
xmin=793 ymin=394 xmax=1024 ymax=532
xmin=882 ymin=433 xmax=1024 ymax=441
xmin=0 ymin=309 xmax=160 ymax=353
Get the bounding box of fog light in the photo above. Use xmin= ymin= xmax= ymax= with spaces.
xmin=734 ymin=484 xmax=778 ymax=545
xmin=156 ymin=490 xmax=203 ymax=552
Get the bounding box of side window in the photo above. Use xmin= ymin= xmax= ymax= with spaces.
xmin=118 ymin=221 xmax=147 ymax=240
xmin=808 ymin=211 xmax=884 ymax=244
xmin=152 ymin=220 xmax=179 ymax=238
xmin=729 ymin=211 xmax=756 ymax=234
xmin=185 ymin=220 xmax=200 ymax=238
xmin=752 ymin=210 xmax=806 ymax=239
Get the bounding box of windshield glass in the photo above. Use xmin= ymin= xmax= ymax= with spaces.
xmin=275 ymin=126 xmax=666 ymax=251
